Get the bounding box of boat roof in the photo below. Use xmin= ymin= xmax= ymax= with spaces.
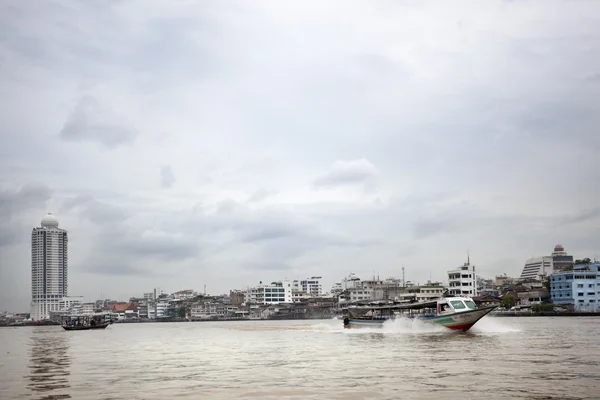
xmin=348 ymin=297 xmax=476 ymax=310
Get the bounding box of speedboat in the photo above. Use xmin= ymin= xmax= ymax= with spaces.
xmin=343 ymin=297 xmax=497 ymax=331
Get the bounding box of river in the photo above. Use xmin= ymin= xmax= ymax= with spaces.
xmin=1 ymin=317 xmax=599 ymax=399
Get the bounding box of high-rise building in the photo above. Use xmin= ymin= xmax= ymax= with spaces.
xmin=30 ymin=213 xmax=68 ymax=320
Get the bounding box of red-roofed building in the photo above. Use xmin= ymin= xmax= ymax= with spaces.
xmin=110 ymin=302 xmax=139 ymax=320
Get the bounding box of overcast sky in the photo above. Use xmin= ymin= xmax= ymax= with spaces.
xmin=1 ymin=0 xmax=599 ymax=311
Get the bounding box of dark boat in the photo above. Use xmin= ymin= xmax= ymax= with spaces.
xmin=60 ymin=313 xmax=111 ymax=331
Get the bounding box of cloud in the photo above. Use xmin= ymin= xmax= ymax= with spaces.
xmin=80 ymin=229 xmax=198 ymax=279
xmin=160 ymin=165 xmax=176 ymax=189
xmin=2 ymin=0 xmax=600 ymax=311
xmin=0 ymin=184 xmax=53 ymax=247
xmin=61 ymin=195 xmax=128 ymax=225
xmin=247 ymin=188 xmax=270 ymax=203
xmin=0 ymin=183 xmax=52 ymax=219
xmin=313 ymin=159 xmax=379 ymax=189
xmin=59 ymin=95 xmax=137 ymax=148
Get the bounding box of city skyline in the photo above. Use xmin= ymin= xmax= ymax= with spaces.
xmin=3 ymin=211 xmax=596 ymax=313
xmin=2 ymin=1 xmax=600 ymax=312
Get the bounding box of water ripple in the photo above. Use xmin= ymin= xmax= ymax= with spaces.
xmin=0 ymin=317 xmax=599 ymax=399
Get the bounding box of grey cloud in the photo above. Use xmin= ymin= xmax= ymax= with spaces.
xmin=313 ymin=158 xmax=379 ymax=189
xmin=0 ymin=184 xmax=53 ymax=247
xmin=584 ymin=73 xmax=600 ymax=82
xmin=61 ymin=195 xmax=127 ymax=225
xmin=160 ymin=165 xmax=176 ymax=189
xmin=241 ymin=225 xmax=299 ymax=243
xmin=0 ymin=183 xmax=52 ymax=219
xmin=247 ymin=188 xmax=270 ymax=203
xmin=82 ymin=263 xmax=144 ymax=277
xmin=413 ymin=217 xmax=460 ymax=239
xmin=555 ymin=207 xmax=600 ymax=226
xmin=80 ymin=229 xmax=199 ymax=279
xmin=216 ymin=199 xmax=240 ymax=215
xmin=59 ymin=95 xmax=137 ymax=148
xmin=243 ymin=261 xmax=293 ymax=272
xmin=120 ymin=239 xmax=196 ymax=261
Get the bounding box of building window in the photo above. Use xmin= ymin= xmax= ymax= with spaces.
xmin=577 ymin=284 xmax=584 ymax=288
xmin=578 ymin=293 xmax=584 ymax=297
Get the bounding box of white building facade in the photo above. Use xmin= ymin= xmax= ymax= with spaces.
xmin=300 ymin=277 xmax=323 ymax=296
xmin=245 ymin=280 xmax=293 ymax=304
xmin=447 ymin=260 xmax=477 ymax=297
xmin=30 ymin=214 xmax=69 ymax=321
xmin=520 ymin=244 xmax=574 ymax=281
xmin=520 ymin=256 xmax=553 ymax=281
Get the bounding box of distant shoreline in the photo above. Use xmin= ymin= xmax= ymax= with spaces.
xmin=491 ymin=312 xmax=600 ymax=317
xmin=3 ymin=313 xmax=600 ymax=328
xmin=0 ymin=316 xmax=334 ymax=328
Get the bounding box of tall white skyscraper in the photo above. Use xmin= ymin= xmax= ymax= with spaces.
xmin=30 ymin=213 xmax=68 ymax=320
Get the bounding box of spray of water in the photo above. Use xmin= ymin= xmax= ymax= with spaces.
xmin=468 ymin=317 xmax=521 ymax=333
xmin=381 ymin=316 xmax=449 ymax=333
xmin=312 ymin=315 xmax=520 ymax=335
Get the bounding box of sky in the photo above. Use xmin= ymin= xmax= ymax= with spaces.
xmin=1 ymin=0 xmax=599 ymax=312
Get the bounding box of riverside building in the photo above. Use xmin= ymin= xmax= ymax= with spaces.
xmin=550 ymin=262 xmax=600 ymax=312
xmin=447 ymin=258 xmax=477 ymax=297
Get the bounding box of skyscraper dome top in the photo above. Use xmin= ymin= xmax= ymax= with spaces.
xmin=41 ymin=213 xmax=59 ymax=228
xmin=554 ymin=244 xmax=565 ymax=252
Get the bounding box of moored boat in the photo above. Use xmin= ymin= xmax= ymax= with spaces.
xmin=343 ymin=297 xmax=497 ymax=332
xmin=61 ymin=313 xmax=111 ymax=331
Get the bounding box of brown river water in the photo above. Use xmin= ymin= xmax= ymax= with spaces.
xmin=1 ymin=317 xmax=599 ymax=400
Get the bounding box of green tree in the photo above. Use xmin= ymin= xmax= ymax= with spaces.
xmin=532 ymin=304 xmax=554 ymax=313
xmin=500 ymin=294 xmax=516 ymax=309
xmin=543 ymin=277 xmax=550 ymax=291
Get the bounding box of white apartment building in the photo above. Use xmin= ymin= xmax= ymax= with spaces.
xmin=171 ymin=289 xmax=196 ymax=301
xmin=300 ymin=277 xmax=323 ymax=295
xmin=520 ymin=256 xmax=553 ymax=281
xmin=30 ymin=214 xmax=69 ymax=320
xmin=81 ymin=302 xmax=95 ymax=314
xmin=245 ymin=280 xmax=293 ymax=304
xmin=190 ymin=302 xmax=226 ymax=319
xmin=292 ymin=291 xmax=311 ymax=303
xmin=342 ymin=273 xmax=361 ymax=290
xmin=447 ymin=260 xmax=477 ymax=297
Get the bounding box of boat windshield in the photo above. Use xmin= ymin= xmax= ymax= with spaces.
xmin=464 ymin=300 xmax=477 ymax=309
xmin=450 ymin=300 xmax=466 ymax=309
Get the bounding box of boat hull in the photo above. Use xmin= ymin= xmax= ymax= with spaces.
xmin=424 ymin=305 xmax=497 ymax=331
xmin=344 ymin=305 xmax=497 ymax=332
xmin=62 ymin=324 xmax=109 ymax=331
